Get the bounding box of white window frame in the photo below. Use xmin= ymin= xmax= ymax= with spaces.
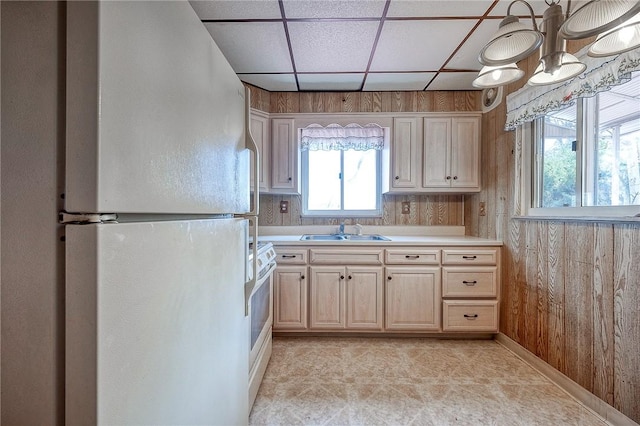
xmin=516 ymin=97 xmax=640 ymax=219
xmin=301 ymin=148 xmax=383 ymax=218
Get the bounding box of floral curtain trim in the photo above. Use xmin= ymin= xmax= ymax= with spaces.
xmin=300 ymin=123 xmax=384 ymax=151
xmin=505 ymin=47 xmax=640 ymax=131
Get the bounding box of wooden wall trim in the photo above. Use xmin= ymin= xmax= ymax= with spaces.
xmin=495 ymin=333 xmax=638 ymax=426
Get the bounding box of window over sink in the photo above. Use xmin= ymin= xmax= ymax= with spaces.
xmin=300 ymin=123 xmax=386 ymax=217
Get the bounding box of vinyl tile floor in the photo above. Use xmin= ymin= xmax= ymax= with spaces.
xmin=249 ymin=337 xmax=608 ymax=426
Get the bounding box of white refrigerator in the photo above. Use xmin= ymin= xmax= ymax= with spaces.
xmin=63 ymin=2 xmax=258 ymax=424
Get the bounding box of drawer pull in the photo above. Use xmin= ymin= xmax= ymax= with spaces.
xmin=281 ymin=255 xmax=297 ymax=258
xmin=405 ymin=255 xmax=420 ymax=259
xmin=462 ymin=255 xmax=477 ymax=260
xmin=463 ymin=314 xmax=479 ymax=320
xmin=462 ymin=280 xmax=478 ymax=286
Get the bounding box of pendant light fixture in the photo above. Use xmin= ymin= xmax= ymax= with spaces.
xmin=587 ymin=12 xmax=640 ymax=57
xmin=475 ymin=0 xmax=640 ymax=88
xmin=472 ymin=63 xmax=525 ymax=88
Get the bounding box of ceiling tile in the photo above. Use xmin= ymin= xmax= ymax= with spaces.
xmin=363 ymin=72 xmax=436 ymax=91
xmin=239 ymin=74 xmax=298 ymax=91
xmin=298 ymin=74 xmax=364 ymax=91
xmin=282 ymin=0 xmax=386 ymax=18
xmin=288 ymin=21 xmax=379 ymax=72
xmin=446 ymin=20 xmax=501 ymax=70
xmin=370 ymin=20 xmax=476 ymax=72
xmin=387 ymin=1 xmax=493 ymax=17
xmin=189 ymin=0 xmax=281 ymax=20
xmin=489 ymin=0 xmax=558 ymax=17
xmin=427 ymin=72 xmax=479 ymax=91
xmin=203 ymin=22 xmax=292 ymax=73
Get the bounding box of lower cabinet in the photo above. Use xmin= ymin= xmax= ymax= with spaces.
xmin=273 ymin=266 xmax=307 ymax=330
xmin=272 ymin=245 xmax=500 ymax=335
xmin=309 ymin=266 xmax=383 ymax=330
xmin=385 ymin=267 xmax=441 ymax=331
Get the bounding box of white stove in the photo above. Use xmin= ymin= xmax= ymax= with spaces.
xmin=247 ymin=240 xmax=276 ymax=410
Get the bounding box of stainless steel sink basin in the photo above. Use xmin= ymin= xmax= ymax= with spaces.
xmin=300 ymin=234 xmax=390 ymax=241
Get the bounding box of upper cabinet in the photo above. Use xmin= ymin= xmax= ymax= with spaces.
xmin=270 ymin=118 xmax=299 ymax=194
xmin=249 ymin=109 xmax=270 ymax=192
xmin=391 ymin=117 xmax=419 ymax=189
xmin=387 ymin=114 xmax=481 ymax=194
xmin=423 ymin=116 xmax=480 ymax=191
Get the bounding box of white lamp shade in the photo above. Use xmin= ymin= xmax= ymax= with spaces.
xmin=588 ymin=13 xmax=640 ymax=57
xmin=472 ymin=64 xmax=525 ymax=88
xmin=478 ymin=19 xmax=543 ymax=66
xmin=560 ymin=0 xmax=640 ymax=39
xmin=528 ymin=53 xmax=587 ymax=86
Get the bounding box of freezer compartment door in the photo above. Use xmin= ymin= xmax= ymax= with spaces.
xmin=66 ymin=218 xmax=249 ymax=425
xmin=66 ymin=1 xmax=250 ymax=214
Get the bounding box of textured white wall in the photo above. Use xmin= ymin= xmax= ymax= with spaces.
xmin=1 ymin=2 xmax=65 ymax=424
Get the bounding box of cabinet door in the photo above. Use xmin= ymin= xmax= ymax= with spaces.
xmin=273 ymin=266 xmax=307 ymax=330
xmin=423 ymin=117 xmax=451 ymax=188
xmin=391 ymin=117 xmax=419 ymax=189
xmin=450 ymin=117 xmax=480 ymax=189
xmin=271 ymin=118 xmax=298 ymax=192
xmin=346 ymin=266 xmax=383 ymax=330
xmin=385 ymin=266 xmax=441 ymax=331
xmin=310 ymin=266 xmax=346 ymax=329
xmin=250 ymin=111 xmax=270 ymax=192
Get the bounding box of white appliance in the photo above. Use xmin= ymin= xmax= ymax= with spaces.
xmin=63 ymin=2 xmax=259 ymax=424
xmin=248 ymin=242 xmax=277 ymax=408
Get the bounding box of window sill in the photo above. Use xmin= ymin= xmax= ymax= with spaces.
xmin=513 ymin=215 xmax=640 ymax=224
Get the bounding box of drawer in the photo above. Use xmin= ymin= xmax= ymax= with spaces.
xmin=385 ymin=249 xmax=440 ymax=265
xmin=442 ymin=267 xmax=498 ymax=297
xmin=310 ymin=249 xmax=383 ymax=265
xmin=275 ymin=248 xmax=308 ymax=264
xmin=442 ymin=249 xmax=498 ymax=265
xmin=442 ymin=300 xmax=498 ymax=332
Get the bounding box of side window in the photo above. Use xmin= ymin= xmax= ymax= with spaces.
xmin=529 ymin=72 xmax=640 ymax=215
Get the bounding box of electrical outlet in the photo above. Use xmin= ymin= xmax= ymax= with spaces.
xmin=479 ymin=201 xmax=486 ymax=216
xmin=401 ymin=201 xmax=411 ymax=214
xmin=280 ymin=200 xmax=289 ymax=213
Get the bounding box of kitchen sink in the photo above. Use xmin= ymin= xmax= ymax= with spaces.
xmin=300 ymin=234 xmax=390 ymax=241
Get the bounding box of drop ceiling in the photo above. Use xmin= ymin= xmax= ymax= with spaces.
xmin=190 ymin=0 xmax=588 ymax=92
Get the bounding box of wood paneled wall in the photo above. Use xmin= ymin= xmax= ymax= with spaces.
xmin=247 ymin=85 xmax=479 ymax=228
xmin=466 ymin=41 xmax=640 ymax=422
xmin=258 ymin=194 xmax=464 ymax=227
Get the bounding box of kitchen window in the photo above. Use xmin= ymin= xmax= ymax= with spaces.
xmin=300 ymin=123 xmax=385 ymax=217
xmin=522 ymin=71 xmax=640 ymax=218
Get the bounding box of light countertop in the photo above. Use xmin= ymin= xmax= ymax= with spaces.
xmin=258 ymin=226 xmax=502 ymax=247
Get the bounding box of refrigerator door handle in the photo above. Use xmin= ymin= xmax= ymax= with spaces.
xmin=244 ymin=216 xmax=258 ymax=316
xmin=245 ymin=87 xmax=260 ymax=217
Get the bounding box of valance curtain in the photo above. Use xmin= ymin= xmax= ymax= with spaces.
xmin=505 ymin=47 xmax=640 ymax=130
xmin=300 ymin=123 xmax=384 ymax=151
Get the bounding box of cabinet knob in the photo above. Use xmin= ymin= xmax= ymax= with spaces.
xmin=387 ymin=276 xmax=392 ymax=280
xmin=348 ymin=275 xmax=352 ymax=280
xmin=301 ymin=275 xmax=305 ymax=279
xmin=446 ymin=176 xmax=451 ymax=180
xmin=340 ymin=275 xmax=345 ymax=280
xmin=453 ymin=176 xmax=458 ymax=180
xmin=288 ymin=177 xmax=292 ymax=181
xmin=394 ymin=176 xmax=400 ymax=180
